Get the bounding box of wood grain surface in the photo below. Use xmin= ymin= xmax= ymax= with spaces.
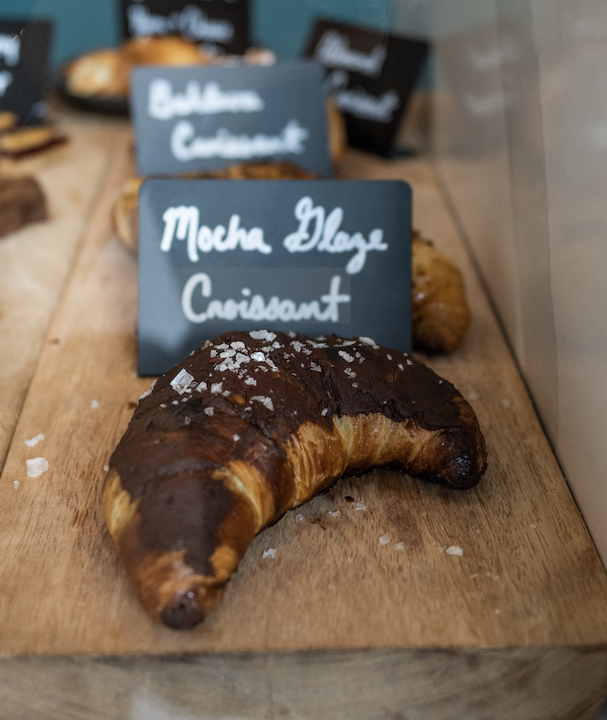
xmin=1 ymin=109 xmax=607 ymax=719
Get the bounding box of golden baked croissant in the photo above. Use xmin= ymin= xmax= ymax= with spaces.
xmin=411 ymin=231 xmax=471 ymax=354
xmin=64 ymin=36 xmax=214 ymax=99
xmin=104 ymin=330 xmax=487 ymax=628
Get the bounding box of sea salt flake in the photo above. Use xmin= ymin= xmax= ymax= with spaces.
xmin=24 ymin=433 xmax=45 ymax=447
xmin=103 ymin=465 xmax=109 ymax=472
xmin=398 ymin=364 xmax=404 ymax=371
xmin=446 ymin=545 xmax=463 ymax=556
xmin=250 ymin=330 xmax=276 ymax=342
xmin=387 ymin=354 xmax=392 ymax=360
xmin=395 ymin=542 xmax=404 ymax=550
xmin=235 ymin=353 xmax=250 ymax=364
xmin=437 ymin=546 xmax=447 ymax=553
xmin=233 ymin=434 xmax=240 ymax=442
xmin=353 ymin=502 xmax=366 ymax=511
xmin=204 ymin=407 xmax=214 ymax=416
xmin=406 ymin=358 xmax=413 ymax=365
xmin=231 ymin=341 xmax=246 ymax=350
xmin=252 ymin=395 xmax=274 ymax=411
xmin=90 ymin=399 xmax=100 ymax=409
xmin=217 ymin=343 xmax=229 ymax=350
xmin=344 ymin=368 xmax=357 ymax=379
xmin=211 ymin=382 xmax=223 ymax=394
xmin=171 ymin=369 xmax=195 ymax=394
xmin=502 ymin=398 xmax=511 ymax=408
xmin=220 ymin=349 xmax=236 ymax=358
xmin=469 ymin=573 xmax=479 ymax=578
xmin=310 ymin=362 xmax=322 ymax=372
xmin=251 ymin=352 xmax=265 ymax=362
xmin=13 ymin=480 xmax=19 ymax=489
xmin=328 ymin=584 xmax=336 ymax=590
xmin=468 ymin=391 xmax=479 ymax=401
xmin=262 ymin=548 xmax=277 ymax=559
xmin=338 ymin=350 xmax=354 ymax=363
xmin=196 ymin=381 xmax=208 ymax=392
xmin=26 ymin=457 xmax=49 ymax=478
xmin=379 ymin=535 xmax=390 ymax=545
xmin=328 ymin=510 xmax=341 ymax=518
xmin=321 ymin=408 xmax=329 ymax=416
xmin=244 ymin=377 xmax=257 ymax=386
xmin=295 ymin=513 xmax=304 ymax=521
xmin=358 ymin=336 xmax=377 ymax=346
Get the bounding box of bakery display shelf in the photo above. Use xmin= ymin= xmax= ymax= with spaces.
xmin=1 ymin=116 xmax=607 ymax=720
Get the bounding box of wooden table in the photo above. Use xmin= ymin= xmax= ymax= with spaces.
xmin=1 ymin=106 xmax=607 ymax=720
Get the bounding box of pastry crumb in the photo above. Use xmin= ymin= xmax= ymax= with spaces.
xmin=446 ymin=545 xmax=463 ymax=556
xmin=26 ymin=457 xmax=49 ymax=478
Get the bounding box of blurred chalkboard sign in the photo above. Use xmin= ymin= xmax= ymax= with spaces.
xmin=305 ymin=19 xmax=428 ymax=157
xmin=0 ymin=19 xmax=52 ymax=124
xmin=130 ymin=61 xmax=331 ymax=178
xmin=138 ymin=178 xmax=412 ymax=375
xmin=119 ymin=0 xmax=249 ymax=56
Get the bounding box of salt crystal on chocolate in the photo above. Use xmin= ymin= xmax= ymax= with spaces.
xmin=171 ymin=369 xmax=195 ymax=394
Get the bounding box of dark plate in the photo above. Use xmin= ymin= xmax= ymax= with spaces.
xmin=56 ymin=69 xmax=130 ymax=116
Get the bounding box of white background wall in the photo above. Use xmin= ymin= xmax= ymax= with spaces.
xmin=395 ymin=0 xmax=607 ymax=566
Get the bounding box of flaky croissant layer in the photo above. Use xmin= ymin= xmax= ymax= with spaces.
xmin=104 ymin=330 xmax=487 ymax=628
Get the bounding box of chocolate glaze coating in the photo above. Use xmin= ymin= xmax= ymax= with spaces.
xmin=109 ymin=331 xmax=486 ymax=583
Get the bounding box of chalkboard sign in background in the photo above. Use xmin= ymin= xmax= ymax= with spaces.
xmin=119 ymin=0 xmax=249 ymax=56
xmin=0 ymin=19 xmax=52 ymax=124
xmin=138 ymin=178 xmax=412 ymax=375
xmin=130 ymin=61 xmax=331 ymax=178
xmin=305 ymin=19 xmax=429 ymax=158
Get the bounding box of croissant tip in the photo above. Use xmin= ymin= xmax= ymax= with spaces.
xmin=160 ymin=590 xmax=205 ymax=630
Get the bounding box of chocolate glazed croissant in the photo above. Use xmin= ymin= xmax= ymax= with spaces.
xmin=104 ymin=331 xmax=487 ymax=629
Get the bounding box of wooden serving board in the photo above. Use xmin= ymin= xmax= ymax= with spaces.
xmin=1 ymin=121 xmax=607 ymax=720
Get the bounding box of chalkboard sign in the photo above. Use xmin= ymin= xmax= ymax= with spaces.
xmin=138 ymin=178 xmax=411 ymax=375
xmin=130 ymin=61 xmax=331 ymax=178
xmin=304 ymin=19 xmax=429 ymax=157
xmin=119 ymin=0 xmax=249 ymax=56
xmin=0 ymin=19 xmax=52 ymax=124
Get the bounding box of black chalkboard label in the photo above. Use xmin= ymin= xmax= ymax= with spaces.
xmin=119 ymin=0 xmax=249 ymax=56
xmin=304 ymin=19 xmax=429 ymax=157
xmin=138 ymin=178 xmax=411 ymax=375
xmin=130 ymin=61 xmax=331 ymax=178
xmin=0 ymin=19 xmax=52 ymax=124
